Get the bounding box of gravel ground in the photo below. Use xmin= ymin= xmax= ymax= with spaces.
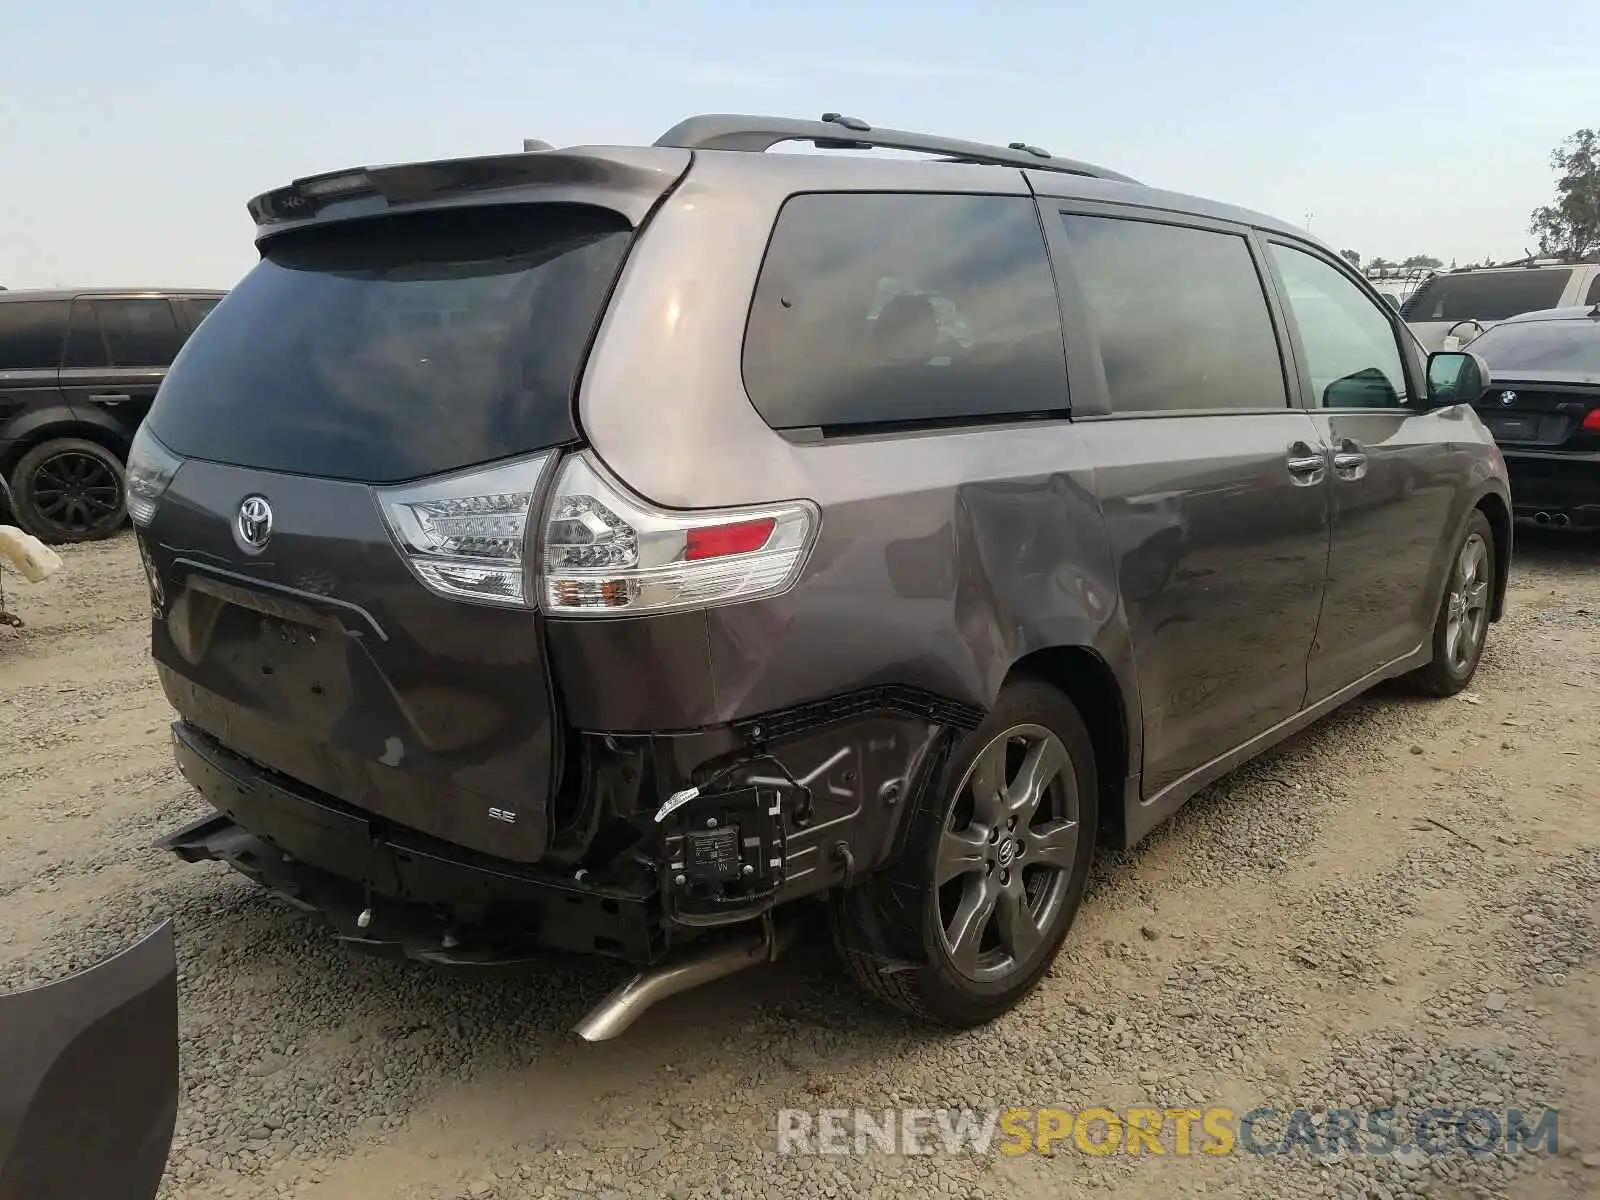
xmin=1 ymin=529 xmax=1598 ymax=1200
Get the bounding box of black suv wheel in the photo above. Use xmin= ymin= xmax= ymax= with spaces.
xmin=7 ymin=438 xmax=128 ymax=544
xmin=832 ymin=678 xmax=1098 ymax=1026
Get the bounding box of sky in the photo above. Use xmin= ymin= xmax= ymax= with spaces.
xmin=2 ymin=0 xmax=1595 ymax=290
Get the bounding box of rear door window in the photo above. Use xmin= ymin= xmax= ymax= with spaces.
xmin=147 ymin=204 xmax=634 ymax=483
xmin=1401 ymin=270 xmax=1572 ymax=322
xmin=95 ymin=299 xmax=185 ymax=367
xmin=63 ymin=300 xmax=109 ymax=368
xmin=1586 ymin=273 xmax=1600 ymax=306
xmin=742 ymin=193 xmax=1068 ymax=431
xmin=0 ymin=300 xmax=70 ymax=371
xmin=1055 ymin=214 xmax=1289 ymax=414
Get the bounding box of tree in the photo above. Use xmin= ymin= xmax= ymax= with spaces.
xmin=1401 ymin=254 xmax=1442 ymax=270
xmin=1339 ymin=249 xmax=1361 ymax=268
xmin=1368 ymin=256 xmax=1393 ymax=271
xmin=1530 ymin=129 xmax=1600 ymax=259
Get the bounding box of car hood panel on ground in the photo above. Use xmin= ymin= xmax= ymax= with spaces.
xmin=0 ymin=922 xmax=177 ymax=1200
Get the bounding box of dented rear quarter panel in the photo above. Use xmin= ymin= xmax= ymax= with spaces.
xmin=561 ymin=152 xmax=1141 ymax=766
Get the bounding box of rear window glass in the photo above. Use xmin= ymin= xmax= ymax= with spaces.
xmin=1402 ymin=269 xmax=1572 ymax=323
xmin=0 ymin=300 xmax=69 ymax=370
xmin=148 ymin=204 xmax=633 ymax=483
xmin=742 ymin=193 xmax=1068 ymax=431
xmin=1466 ymin=319 xmax=1600 ymax=374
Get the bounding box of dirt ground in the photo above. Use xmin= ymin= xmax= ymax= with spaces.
xmin=1 ymin=530 xmax=1597 ymax=1200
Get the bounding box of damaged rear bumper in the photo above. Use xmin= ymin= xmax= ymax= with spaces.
xmin=160 ymin=721 xmax=665 ymax=965
xmin=159 ymin=690 xmax=971 ymax=968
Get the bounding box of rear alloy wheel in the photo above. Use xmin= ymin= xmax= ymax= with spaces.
xmin=1407 ymin=509 xmax=1494 ymax=696
xmin=832 ymin=679 xmax=1098 ymax=1027
xmin=935 ymin=725 xmax=1080 ymax=983
xmin=7 ymin=438 xmax=128 ymax=544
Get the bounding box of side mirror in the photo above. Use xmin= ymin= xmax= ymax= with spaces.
xmin=1383 ymin=294 xmax=1400 ymax=310
xmin=1426 ymin=350 xmax=1491 ymax=407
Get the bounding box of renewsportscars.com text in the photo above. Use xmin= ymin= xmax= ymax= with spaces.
xmin=775 ymin=1106 xmax=1560 ymax=1158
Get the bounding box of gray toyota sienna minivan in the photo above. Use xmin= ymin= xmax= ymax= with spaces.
xmin=139 ymin=114 xmax=1511 ymax=1035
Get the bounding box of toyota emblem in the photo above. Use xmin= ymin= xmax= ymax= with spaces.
xmin=236 ymin=496 xmax=273 ymax=549
xmin=1499 ymin=391 xmax=1518 ymax=406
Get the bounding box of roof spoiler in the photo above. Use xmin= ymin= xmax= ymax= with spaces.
xmin=246 ymin=146 xmax=692 ymax=239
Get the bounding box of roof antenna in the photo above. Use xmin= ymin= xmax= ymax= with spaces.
xmin=521 ymin=138 xmax=553 ymax=152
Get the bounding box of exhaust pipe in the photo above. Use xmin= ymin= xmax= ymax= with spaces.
xmin=573 ymin=920 xmax=797 ymax=1042
xmin=1553 ymin=513 xmax=1571 ymax=528
xmin=1534 ymin=512 xmax=1551 ymax=525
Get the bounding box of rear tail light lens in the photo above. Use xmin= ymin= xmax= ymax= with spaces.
xmin=124 ymin=424 xmax=184 ymax=526
xmin=1582 ymin=409 xmax=1600 ymax=432
xmin=686 ymin=519 xmax=777 ymax=560
xmin=540 ymin=453 xmax=818 ymax=616
xmin=376 ymin=452 xmax=555 ymax=608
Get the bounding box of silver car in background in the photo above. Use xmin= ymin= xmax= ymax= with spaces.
xmin=1404 ymin=260 xmax=1600 ymax=351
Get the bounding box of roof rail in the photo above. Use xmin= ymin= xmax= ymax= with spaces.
xmin=654 ymin=112 xmax=1139 ymax=184
xmin=1478 ymin=252 xmax=1600 ymax=270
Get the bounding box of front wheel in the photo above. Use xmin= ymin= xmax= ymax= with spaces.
xmin=1405 ymin=509 xmax=1495 ymax=696
xmin=831 ymin=678 xmax=1098 ymax=1027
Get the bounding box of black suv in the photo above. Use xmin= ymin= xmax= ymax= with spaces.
xmin=0 ymin=288 xmax=223 ymax=543
xmin=143 ymin=114 xmax=1510 ymax=1036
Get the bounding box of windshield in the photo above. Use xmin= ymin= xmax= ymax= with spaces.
xmin=148 ymin=203 xmax=633 ymax=483
xmin=1401 ymin=270 xmax=1571 ymax=323
xmin=1467 ymin=318 xmax=1600 ymax=375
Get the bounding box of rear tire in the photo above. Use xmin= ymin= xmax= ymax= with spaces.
xmin=7 ymin=438 xmax=128 ymax=545
xmin=1405 ymin=509 xmax=1494 ymax=697
xmin=831 ymin=678 xmax=1098 ymax=1027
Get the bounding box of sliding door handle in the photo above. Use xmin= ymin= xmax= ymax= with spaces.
xmin=1286 ymin=441 xmax=1326 ymax=484
xmin=1333 ymin=439 xmax=1369 ymax=478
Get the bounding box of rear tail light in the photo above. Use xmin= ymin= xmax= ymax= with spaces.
xmin=539 ymin=453 xmax=818 ymax=616
xmin=376 ymin=452 xmax=555 ymax=608
xmin=1582 ymin=409 xmax=1600 ymax=432
xmin=124 ymin=424 xmax=184 ymax=526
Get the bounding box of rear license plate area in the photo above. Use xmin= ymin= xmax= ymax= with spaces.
xmin=197 ymin=602 xmax=347 ymax=716
xmin=251 ymin=615 xmax=347 ymax=707
xmin=258 ymin=616 xmax=321 ymax=666
xmin=1486 ymin=416 xmax=1539 ymax=442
